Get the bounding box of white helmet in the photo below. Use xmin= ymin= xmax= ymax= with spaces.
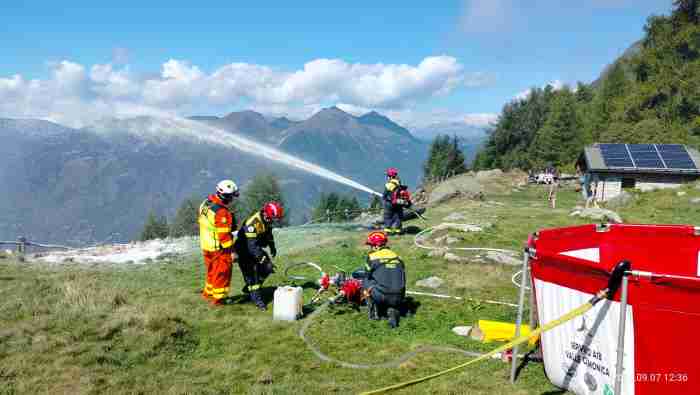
xmin=216 ymin=179 xmax=239 ymax=197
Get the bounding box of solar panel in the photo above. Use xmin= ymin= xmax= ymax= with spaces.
xmin=597 ymin=143 xmax=698 ymax=170
xmin=657 ymin=144 xmax=697 ymax=169
xmin=600 ymin=144 xmax=634 ymax=168
xmin=628 ymin=144 xmax=656 ymax=152
xmin=628 ymin=144 xmax=664 ymax=168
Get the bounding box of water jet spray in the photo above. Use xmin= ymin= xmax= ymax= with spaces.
xmin=162 ymin=117 xmax=383 ymax=197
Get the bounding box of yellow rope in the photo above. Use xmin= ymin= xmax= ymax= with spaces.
xmin=359 ymin=300 xmax=595 ymax=395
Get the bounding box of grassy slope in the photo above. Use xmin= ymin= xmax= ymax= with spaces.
xmin=2 ymin=184 xmax=700 ymax=394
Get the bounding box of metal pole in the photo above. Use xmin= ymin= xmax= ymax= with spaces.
xmin=614 ymin=275 xmax=629 ymax=395
xmin=528 ymin=268 xmax=536 ymax=329
xmin=510 ymin=249 xmax=530 ymax=384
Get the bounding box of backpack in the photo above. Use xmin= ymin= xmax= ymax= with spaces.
xmin=392 ymin=186 xmax=412 ymax=207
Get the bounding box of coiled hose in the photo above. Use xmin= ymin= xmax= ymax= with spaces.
xmin=415 ymin=225 xmax=529 ymax=291
xmin=299 ymin=301 xmax=486 ymax=369
xmin=286 ymin=261 xmax=523 ymax=370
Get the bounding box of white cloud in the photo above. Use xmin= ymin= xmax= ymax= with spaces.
xmin=0 ymin=56 xmax=493 ymax=128
xmin=459 ymin=113 xmax=499 ymax=127
xmin=515 ymin=79 xmax=565 ymax=101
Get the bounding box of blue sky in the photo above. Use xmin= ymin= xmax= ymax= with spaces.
xmin=0 ymin=1 xmax=673 ymax=128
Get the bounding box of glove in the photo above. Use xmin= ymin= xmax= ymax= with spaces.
xmin=270 ymin=245 xmax=277 ymax=258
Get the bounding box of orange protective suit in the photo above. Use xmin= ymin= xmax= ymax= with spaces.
xmin=198 ymin=194 xmax=235 ymax=304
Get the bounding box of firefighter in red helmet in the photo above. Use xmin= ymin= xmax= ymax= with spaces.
xmin=357 ymin=231 xmax=406 ymax=328
xmin=382 ymin=167 xmax=411 ymax=235
xmin=234 ymin=202 xmax=284 ymax=311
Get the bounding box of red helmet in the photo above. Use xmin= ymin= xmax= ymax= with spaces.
xmin=366 ymin=231 xmax=388 ymax=247
xmin=263 ymin=202 xmax=284 ymax=221
xmin=386 ymin=168 xmax=398 ymax=177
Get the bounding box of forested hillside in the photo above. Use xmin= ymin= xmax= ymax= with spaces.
xmin=474 ymin=1 xmax=700 ymax=170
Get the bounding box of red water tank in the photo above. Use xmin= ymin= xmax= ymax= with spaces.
xmin=529 ymin=224 xmax=700 ymax=395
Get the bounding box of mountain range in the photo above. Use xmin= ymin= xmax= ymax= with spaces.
xmin=0 ymin=107 xmax=468 ymax=245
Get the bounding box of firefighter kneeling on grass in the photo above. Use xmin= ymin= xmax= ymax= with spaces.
xmin=198 ymin=180 xmax=239 ymax=305
xmin=383 ymin=167 xmax=412 ymax=235
xmin=355 ymin=231 xmax=406 ymax=328
xmin=235 ymin=202 xmax=284 ymax=311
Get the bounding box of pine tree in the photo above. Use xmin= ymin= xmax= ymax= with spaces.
xmin=674 ymin=0 xmax=699 ymax=23
xmin=369 ymin=195 xmax=382 ymax=210
xmin=140 ymin=210 xmax=169 ymax=241
xmin=445 ymin=135 xmax=467 ymax=176
xmin=169 ymin=197 xmax=200 ymax=238
xmin=473 ymin=0 xmax=700 ymax=169
xmin=243 ymin=173 xmax=288 ymax=226
xmin=531 ymin=88 xmax=581 ymax=167
xmin=423 ymin=135 xmax=467 ymax=181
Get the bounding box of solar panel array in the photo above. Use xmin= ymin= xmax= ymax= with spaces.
xmin=599 ymin=144 xmax=698 ymax=170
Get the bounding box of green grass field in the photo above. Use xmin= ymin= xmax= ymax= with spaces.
xmin=3 ymin=184 xmax=700 ymax=394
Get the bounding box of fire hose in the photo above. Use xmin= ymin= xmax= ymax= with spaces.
xmin=286 ymin=221 xmax=538 ymax=375
xmin=359 ymin=261 xmax=631 ymax=394
xmin=284 ymin=262 xmax=518 ymax=308
xmin=300 ymin=301 xmax=485 ymax=370
xmin=286 ymin=262 xmax=520 ymax=371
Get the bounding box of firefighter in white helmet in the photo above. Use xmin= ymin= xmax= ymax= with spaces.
xmin=198 ymin=179 xmax=239 ymax=305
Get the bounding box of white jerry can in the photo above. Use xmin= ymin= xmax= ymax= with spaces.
xmin=273 ymin=286 xmax=303 ymax=321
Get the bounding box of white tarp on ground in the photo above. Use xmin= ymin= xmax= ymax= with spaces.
xmin=31 ymin=224 xmax=357 ymax=265
xmin=36 ymin=238 xmax=196 ymax=264
xmin=535 ymin=279 xmax=635 ymax=395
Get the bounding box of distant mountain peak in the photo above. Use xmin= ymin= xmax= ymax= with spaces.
xmin=308 ymin=106 xmax=355 ymax=124
xmin=357 ymin=110 xmax=415 ymax=140
xmin=224 ymin=110 xmax=266 ymax=120
xmin=319 ymin=106 xmax=349 ymax=115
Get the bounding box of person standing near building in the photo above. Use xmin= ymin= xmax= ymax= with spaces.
xmin=198 ymin=180 xmax=239 ymax=305
xmin=578 ymin=168 xmax=599 ymax=209
xmin=545 ymin=164 xmax=560 ymax=209
xmin=586 ymin=174 xmax=600 ymax=209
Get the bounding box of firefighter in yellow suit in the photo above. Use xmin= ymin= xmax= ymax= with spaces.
xmin=198 ymin=180 xmax=239 ymax=305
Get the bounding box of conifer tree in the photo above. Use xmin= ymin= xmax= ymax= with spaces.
xmin=243 ymin=173 xmax=287 ymax=226
xmin=169 ymin=197 xmax=200 ymax=238
xmin=531 ymin=88 xmax=581 ymax=167
xmin=140 ymin=211 xmax=169 ymax=241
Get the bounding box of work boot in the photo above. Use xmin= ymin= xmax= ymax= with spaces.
xmin=250 ymin=291 xmax=267 ymax=311
xmin=387 ymin=307 xmax=400 ymax=328
xmin=367 ymin=299 xmax=379 ymax=320
xmin=241 ymin=284 xmax=250 ymax=294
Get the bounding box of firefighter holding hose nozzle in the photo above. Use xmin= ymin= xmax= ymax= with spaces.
xmin=235 ymin=201 xmax=284 ymax=311
xmin=383 ymin=167 xmax=412 ymax=235
xmin=354 ymin=231 xmax=406 ymax=328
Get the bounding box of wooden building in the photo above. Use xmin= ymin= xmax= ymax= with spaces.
xmin=577 ymin=143 xmax=700 ymax=201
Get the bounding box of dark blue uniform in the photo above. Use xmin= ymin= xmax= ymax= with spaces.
xmin=383 ymin=178 xmax=403 ymax=234
xmin=235 ymin=211 xmax=276 ymax=309
xmin=363 ymin=247 xmax=405 ymax=327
